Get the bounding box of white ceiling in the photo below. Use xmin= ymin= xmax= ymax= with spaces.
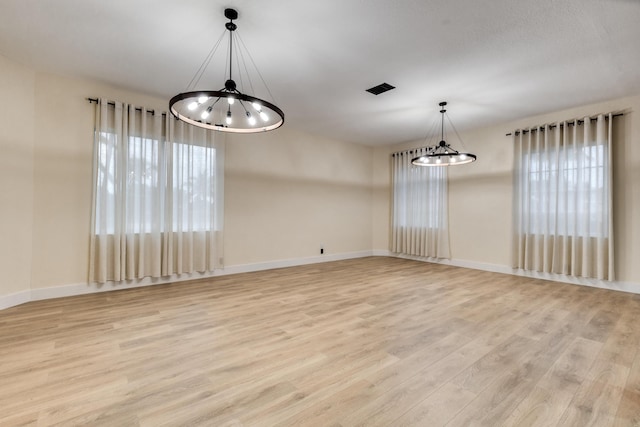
xmin=1 ymin=0 xmax=639 ymax=146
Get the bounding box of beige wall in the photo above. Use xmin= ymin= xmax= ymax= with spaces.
xmin=0 ymin=55 xmax=35 ymax=296
xmin=372 ymin=95 xmax=640 ymax=283
xmin=225 ymin=128 xmax=372 ymax=266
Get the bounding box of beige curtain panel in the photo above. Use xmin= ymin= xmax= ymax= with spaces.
xmin=391 ymin=148 xmax=451 ymax=259
xmin=89 ymin=99 xmax=224 ymax=284
xmin=512 ymin=114 xmax=614 ymax=281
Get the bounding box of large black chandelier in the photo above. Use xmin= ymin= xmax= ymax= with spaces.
xmin=169 ymin=8 xmax=284 ymax=133
xmin=412 ymin=102 xmax=476 ymax=166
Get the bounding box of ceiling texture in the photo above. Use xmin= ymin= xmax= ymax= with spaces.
xmin=1 ymin=0 xmax=639 ymax=146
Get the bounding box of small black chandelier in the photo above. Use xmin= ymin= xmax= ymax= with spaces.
xmin=412 ymin=102 xmax=476 ymax=166
xmin=169 ymin=8 xmax=284 ymax=133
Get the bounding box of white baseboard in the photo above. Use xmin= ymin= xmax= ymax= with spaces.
xmin=4 ymin=248 xmax=639 ymax=311
xmin=0 ymin=290 xmax=31 ymax=311
xmin=377 ymin=250 xmax=640 ymax=295
xmin=3 ymin=250 xmax=374 ymax=310
xmin=508 ymin=268 xmax=640 ymax=294
xmin=219 ymin=250 xmax=373 ymax=276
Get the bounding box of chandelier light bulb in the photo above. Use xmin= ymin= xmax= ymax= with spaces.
xmin=228 ymin=96 xmax=235 ymax=105
xmin=187 ymin=102 xmax=198 ymax=111
xmin=259 ymin=111 xmax=269 ymax=122
xmin=252 ymin=102 xmax=261 ymax=111
xmin=201 ymin=107 xmax=212 ymax=120
xmin=246 ymin=112 xmax=256 ymax=126
xmin=226 ymin=110 xmax=232 ymax=125
xmin=197 ymin=96 xmax=208 ymax=104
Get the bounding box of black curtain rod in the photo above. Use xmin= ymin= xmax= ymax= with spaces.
xmin=87 ymin=98 xmax=168 ymax=117
xmin=391 ymin=147 xmax=430 ymax=157
xmin=506 ymin=113 xmax=623 ymax=136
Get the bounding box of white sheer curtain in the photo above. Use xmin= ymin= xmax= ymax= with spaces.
xmin=391 ymin=148 xmax=450 ymax=258
xmin=90 ymin=99 xmax=224 ymax=283
xmin=512 ymin=114 xmax=613 ymax=280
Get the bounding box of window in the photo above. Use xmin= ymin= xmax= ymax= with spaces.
xmin=523 ymin=144 xmax=607 ymax=237
xmin=172 ymin=142 xmax=219 ymax=232
xmin=95 ymin=134 xmax=219 ymax=234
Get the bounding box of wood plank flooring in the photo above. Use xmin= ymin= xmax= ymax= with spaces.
xmin=1 ymin=256 xmax=640 ymax=426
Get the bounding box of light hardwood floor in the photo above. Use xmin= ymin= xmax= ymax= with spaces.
xmin=1 ymin=257 xmax=640 ymax=426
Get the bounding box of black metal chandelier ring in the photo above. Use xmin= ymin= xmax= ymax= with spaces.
xmin=169 ymin=90 xmax=284 ymax=133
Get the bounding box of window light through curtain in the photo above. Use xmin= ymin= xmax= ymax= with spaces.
xmin=90 ymin=99 xmax=224 ymax=283
xmin=512 ymin=114 xmax=614 ymax=281
xmin=391 ymin=148 xmax=450 ymax=259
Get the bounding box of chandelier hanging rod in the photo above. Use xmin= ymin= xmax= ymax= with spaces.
xmin=186 ymin=31 xmax=227 ymax=92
